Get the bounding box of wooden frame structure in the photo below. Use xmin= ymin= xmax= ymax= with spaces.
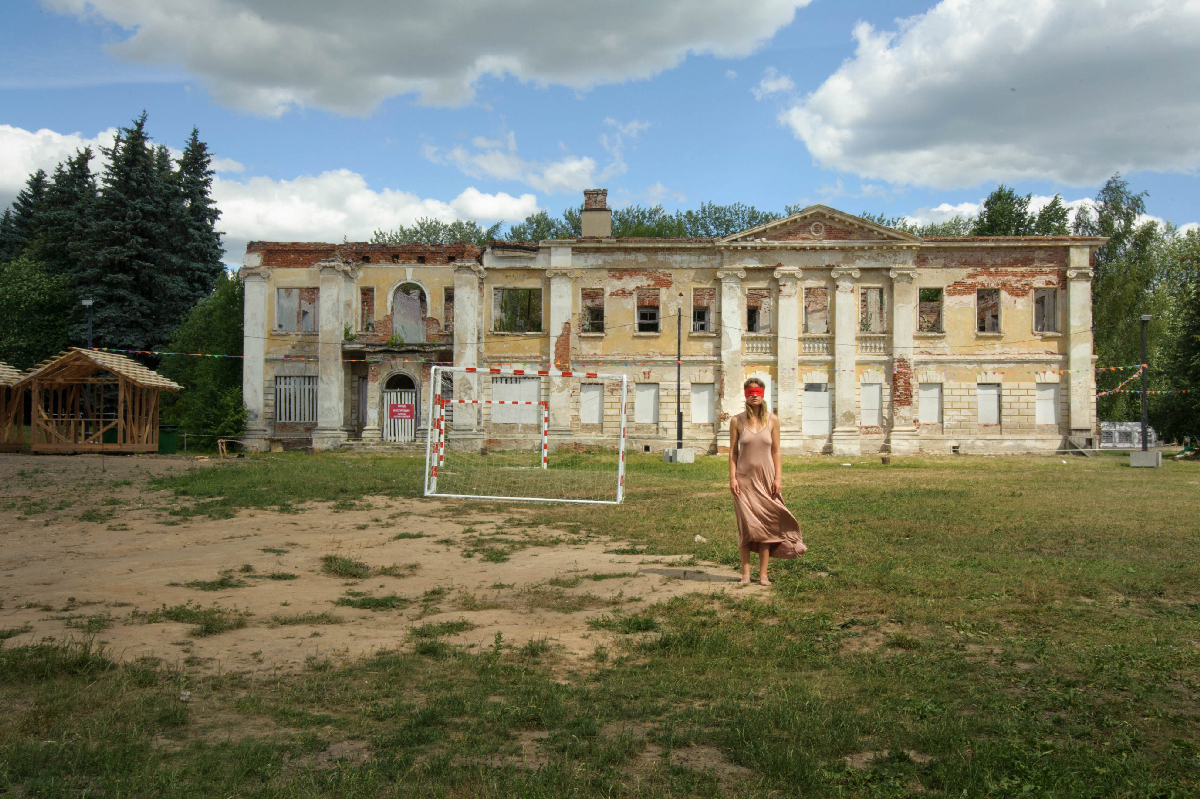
xmin=15 ymin=348 xmax=181 ymax=454
xmin=0 ymin=361 xmax=24 ymax=452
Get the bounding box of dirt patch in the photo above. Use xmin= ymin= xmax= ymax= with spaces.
xmin=669 ymin=744 xmax=753 ymax=792
xmin=843 ymin=750 xmax=933 ymax=769
xmin=0 ymin=454 xmax=757 ymax=676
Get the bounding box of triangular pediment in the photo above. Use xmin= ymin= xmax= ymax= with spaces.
xmin=719 ymin=205 xmax=921 ymax=245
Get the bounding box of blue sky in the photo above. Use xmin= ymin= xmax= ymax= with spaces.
xmin=3 ymin=0 xmax=1198 ymax=265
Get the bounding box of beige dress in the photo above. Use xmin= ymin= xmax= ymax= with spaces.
xmin=733 ymin=414 xmax=807 ymax=558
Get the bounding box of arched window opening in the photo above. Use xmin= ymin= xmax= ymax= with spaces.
xmin=391 ymin=283 xmax=427 ymax=344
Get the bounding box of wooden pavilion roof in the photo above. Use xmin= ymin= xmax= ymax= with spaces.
xmin=15 ymin=348 xmax=181 ymax=391
xmin=0 ymin=361 xmax=22 ymax=387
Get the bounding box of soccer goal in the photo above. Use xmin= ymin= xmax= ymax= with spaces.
xmin=423 ymin=366 xmax=628 ymax=504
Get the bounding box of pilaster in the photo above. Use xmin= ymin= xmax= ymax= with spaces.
xmin=312 ymin=255 xmax=357 ymax=451
xmin=830 ymin=267 xmax=861 ymax=456
xmin=452 ymin=262 xmax=485 ymax=432
xmin=717 ymin=269 xmax=746 ymax=434
xmin=887 ymin=267 xmax=919 ymax=454
xmin=240 ymin=260 xmax=269 ymax=450
xmin=547 ymin=257 xmax=576 ymax=433
xmin=1067 ymin=249 xmax=1095 ymax=438
xmin=774 ymin=268 xmax=802 ymax=448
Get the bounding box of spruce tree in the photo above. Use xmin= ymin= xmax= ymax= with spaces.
xmin=174 ymin=128 xmax=225 ymax=304
xmin=30 ymin=149 xmax=97 ymax=284
xmin=0 ymin=169 xmax=49 ymax=261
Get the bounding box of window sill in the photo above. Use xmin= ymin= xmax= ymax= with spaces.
xmin=489 ymin=331 xmax=546 ymax=337
xmin=688 ymin=332 xmax=718 ymax=338
xmin=1034 ymin=331 xmax=1063 ymax=338
xmin=632 ymin=331 xmax=662 ymax=337
xmin=274 ymin=330 xmax=319 ymax=336
xmin=579 ymin=332 xmax=606 ymax=338
xmin=975 ymin=332 xmax=1005 ymax=338
xmin=914 ymin=331 xmax=946 ymax=337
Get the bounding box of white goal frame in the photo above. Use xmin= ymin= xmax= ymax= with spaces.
xmin=423 ymin=365 xmax=628 ymax=504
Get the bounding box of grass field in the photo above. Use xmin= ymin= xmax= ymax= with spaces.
xmin=2 ymin=450 xmax=1199 ymax=797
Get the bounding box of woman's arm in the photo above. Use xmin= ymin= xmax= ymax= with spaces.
xmin=771 ymin=414 xmax=783 ymax=496
xmin=728 ymin=416 xmax=741 ymax=496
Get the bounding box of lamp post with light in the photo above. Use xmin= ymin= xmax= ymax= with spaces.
xmin=81 ymin=297 xmax=94 ymax=350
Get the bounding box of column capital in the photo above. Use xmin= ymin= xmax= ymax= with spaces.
xmin=240 ymin=265 xmax=271 ymax=281
xmin=313 ymin=254 xmax=360 ymax=280
xmin=546 ymin=268 xmax=579 ymax=280
xmin=455 ymin=262 xmax=487 ymax=280
xmin=831 ymin=267 xmax=860 ymax=283
xmin=773 ymin=267 xmax=802 ymax=281
xmin=1066 ymin=268 xmax=1094 ymax=281
xmin=888 ymin=268 xmax=917 ymax=283
xmin=716 ymin=268 xmax=746 ymax=281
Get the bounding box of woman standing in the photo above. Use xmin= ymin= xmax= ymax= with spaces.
xmin=729 ymin=377 xmax=806 ymax=585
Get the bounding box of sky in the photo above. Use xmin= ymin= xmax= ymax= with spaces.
xmin=2 ymin=0 xmax=1199 ymax=266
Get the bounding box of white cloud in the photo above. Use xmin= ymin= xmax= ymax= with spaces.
xmin=0 ymin=124 xmax=114 ymax=209
xmin=426 ymin=120 xmax=645 ymax=195
xmin=1179 ymin=222 xmax=1200 ymax=236
xmin=726 ymin=69 xmax=738 ymax=80
xmin=45 ymin=0 xmax=812 ymax=115
xmin=751 ymin=66 xmax=794 ymax=100
xmin=641 ymin=181 xmax=687 ymax=205
xmin=781 ymin=0 xmax=1200 ymax=188
xmin=213 ymin=170 xmax=537 ymax=262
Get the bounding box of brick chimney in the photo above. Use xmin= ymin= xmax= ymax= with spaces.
xmin=581 ymin=188 xmax=612 ymax=237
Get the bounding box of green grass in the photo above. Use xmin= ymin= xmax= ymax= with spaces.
xmin=3 ymin=451 xmax=1199 ymax=796
xmin=181 ymin=575 xmax=251 ymax=591
xmin=260 ymin=547 xmax=289 ymax=555
xmin=270 ymin=612 xmax=345 ymax=627
xmin=378 ymin=562 xmax=421 ymax=578
xmin=132 ymin=602 xmax=251 ymax=637
xmin=409 ymin=619 xmax=477 ymax=639
xmin=333 ymin=592 xmax=411 ymax=611
xmin=252 ymin=571 xmax=298 ymax=581
xmin=391 ymin=531 xmax=427 ymax=540
xmin=321 ymin=554 xmax=371 ymax=579
xmin=0 ymin=624 xmax=32 ymax=641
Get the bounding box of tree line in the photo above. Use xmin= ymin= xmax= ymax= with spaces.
xmin=0 ymin=114 xmax=243 ymax=443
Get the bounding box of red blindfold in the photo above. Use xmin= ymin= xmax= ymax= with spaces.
xmin=744 ymin=386 xmax=765 ymax=398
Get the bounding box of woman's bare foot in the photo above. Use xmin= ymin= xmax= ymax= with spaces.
xmin=739 ymin=574 xmax=752 ymax=585
xmin=758 ymin=577 xmax=772 ymax=586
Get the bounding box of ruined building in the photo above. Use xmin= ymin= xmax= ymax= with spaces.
xmin=240 ymin=190 xmax=1105 ymax=455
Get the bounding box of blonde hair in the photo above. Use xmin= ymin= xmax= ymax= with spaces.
xmin=743 ymin=377 xmax=768 ymax=424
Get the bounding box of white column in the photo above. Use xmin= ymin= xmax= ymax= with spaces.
xmin=240 ymin=259 xmax=269 ymax=450
xmin=888 ymin=266 xmax=919 ymax=454
xmin=717 ymin=269 xmax=746 ymax=439
xmin=361 ymin=364 xmax=382 ymax=441
xmin=312 ymin=256 xmax=356 ymax=450
xmin=830 ymin=267 xmax=861 ymax=456
xmin=547 ymin=256 xmax=576 ymax=434
xmin=452 ymin=262 xmax=485 ymax=432
xmin=1067 ymin=249 xmax=1095 ymax=440
xmin=774 ymin=268 xmax=801 ymax=449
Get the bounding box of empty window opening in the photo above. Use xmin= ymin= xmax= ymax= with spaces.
xmin=275 ymin=376 xmax=317 ymax=423
xmin=581 ymin=288 xmax=605 ymax=333
xmin=1035 ymin=383 xmax=1059 ymax=424
xmin=1034 ymin=288 xmax=1058 ymax=332
xmin=860 ymin=287 xmax=884 ymax=332
xmin=804 ymin=287 xmax=829 ymax=334
xmin=276 ymin=287 xmax=318 ymax=333
xmin=918 ymin=288 xmax=943 ymax=333
xmin=977 ymin=383 xmax=1001 ymax=425
xmin=385 ymin=373 xmax=416 ymax=391
xmin=493 ymin=288 xmax=543 ymax=333
xmin=361 ymin=255 xmax=371 ymax=264
xmin=918 ymin=383 xmax=943 ymax=424
xmin=692 ymin=288 xmax=715 ymax=332
xmin=448 ymin=256 xmax=456 ymax=263
xmin=391 ymin=254 xmax=400 ymax=263
xmin=861 ymin=382 xmax=883 ymax=427
xmin=443 ymin=288 xmax=454 ymax=330
xmin=635 ymin=383 xmax=660 ymax=423
xmin=360 ymin=287 xmax=375 ymax=332
xmin=416 ymin=255 xmax=426 ymax=264
xmin=746 ymin=288 xmax=771 ymax=333
xmin=977 ymin=288 xmax=1000 ymax=333
xmin=392 ymin=283 xmax=427 ymax=344
xmin=636 ymin=288 xmax=660 ymax=333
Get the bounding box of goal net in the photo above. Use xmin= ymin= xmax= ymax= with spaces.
xmin=423 ymin=366 xmax=628 ymax=504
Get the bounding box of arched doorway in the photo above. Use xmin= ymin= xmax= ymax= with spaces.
xmin=392 ymin=284 xmax=427 ymax=344
xmin=382 ymin=373 xmax=419 ymax=442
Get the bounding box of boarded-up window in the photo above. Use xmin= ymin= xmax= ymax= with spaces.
xmin=581 ymin=288 xmax=605 ymax=333
xmin=804 ymin=287 xmax=829 ymax=334
xmin=802 ymin=384 xmax=831 ymax=436
xmin=860 ymin=288 xmax=884 ymax=332
xmin=977 ymin=288 xmax=1000 ymax=333
xmin=918 ymin=288 xmax=943 ymax=333
xmin=360 ymin=288 xmax=375 ymax=332
xmin=492 ymin=377 xmax=541 ymax=424
xmin=861 ymin=383 xmax=882 ymax=426
xmin=690 ymin=383 xmax=714 ymax=425
xmin=1036 ymin=383 xmax=1059 ymax=424
xmin=692 ymin=288 xmax=715 ymax=332
xmin=443 ymin=289 xmax=454 ymax=330
xmin=580 ymin=383 xmax=603 ymax=425
xmin=635 ymin=383 xmax=659 ymax=423
xmin=746 ymin=289 xmax=772 ymax=333
xmin=637 ymin=288 xmax=660 ymax=333
xmin=277 ymin=288 xmax=318 ymax=332
xmin=977 ymin=383 xmax=1001 ymax=425
xmin=493 ymin=288 xmax=543 ymax=333
xmin=918 ymin=384 xmax=942 ymax=424
xmin=275 ymin=376 xmax=317 ymax=422
xmin=1034 ymin=288 xmax=1057 ymax=332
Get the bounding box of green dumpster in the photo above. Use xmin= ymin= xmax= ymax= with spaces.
xmin=158 ymin=427 xmax=179 ymax=455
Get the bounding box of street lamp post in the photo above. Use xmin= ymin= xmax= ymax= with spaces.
xmin=1140 ymin=314 xmax=1151 ymax=451
xmin=81 ymin=298 xmax=94 ymax=349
